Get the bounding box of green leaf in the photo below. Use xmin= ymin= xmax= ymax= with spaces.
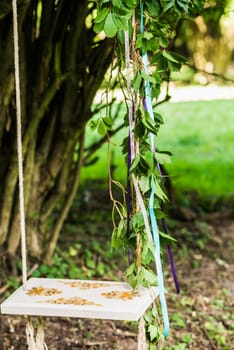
xmin=89 ymin=119 xmax=98 ymax=131
xmin=97 ymin=119 xmax=106 ymax=135
xmin=154 ymin=152 xmax=171 ymax=164
xmin=145 ymin=0 xmax=160 ymax=16
xmin=168 ymin=60 xmax=181 ymax=72
xmin=142 ymin=241 xmax=155 ymax=265
xmin=142 ymin=267 xmax=157 ymax=285
xmin=154 ymin=112 xmax=164 ymax=124
xmin=124 ymin=0 xmax=137 ymax=8
xmin=162 ymin=50 xmax=180 ymax=63
xmin=161 ymin=0 xmax=175 ymax=12
xmin=102 ymin=117 xmax=113 ymax=129
xmin=139 ymin=155 xmax=151 ymax=174
xmin=142 ymin=114 xmax=157 ymax=135
xmin=112 ymin=13 xmax=129 ymax=30
xmin=93 ymin=20 xmax=105 ymax=33
xmin=136 ymin=33 xmax=143 ymax=49
xmin=104 ymin=13 xmax=118 ymax=37
xmin=159 ymin=230 xmax=176 ymax=242
xmin=148 ymin=324 xmax=158 ymax=341
xmin=125 ymin=262 xmax=136 ymax=277
xmin=112 ymin=5 xmax=132 ymax=18
xmin=95 ymin=7 xmax=109 ymax=23
xmin=169 ymin=51 xmax=187 ymax=64
xmin=154 ymin=177 xmax=168 ymax=201
xmin=134 ymin=120 xmax=145 ymax=138
xmin=177 ymin=0 xmax=189 ymax=12
xmin=130 ymin=155 xmax=141 ymax=173
xmin=130 ymin=212 xmax=144 ymax=231
xmin=141 ymin=71 xmax=156 ymax=84
xmin=143 ymin=32 xmax=154 ymax=40
xmin=139 ymin=176 xmax=150 ymax=194
xmin=132 ymin=71 xmax=142 ymax=93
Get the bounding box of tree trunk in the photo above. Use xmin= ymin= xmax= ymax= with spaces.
xmin=0 ymin=0 xmax=113 ymax=262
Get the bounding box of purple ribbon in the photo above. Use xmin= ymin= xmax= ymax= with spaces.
xmin=143 ymin=99 xmax=180 ymax=293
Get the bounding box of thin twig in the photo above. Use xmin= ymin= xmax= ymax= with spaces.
xmin=186 ymin=63 xmax=234 ymax=83
xmin=201 ymin=327 xmax=218 ymax=350
xmin=0 ymin=263 xmax=38 ymax=295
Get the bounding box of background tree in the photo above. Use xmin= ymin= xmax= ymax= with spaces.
xmin=1 ymin=0 xmax=227 ymax=267
xmin=0 ymin=0 xmax=113 ymax=262
xmin=175 ymin=0 xmax=234 ymax=81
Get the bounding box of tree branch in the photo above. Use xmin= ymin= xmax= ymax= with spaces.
xmin=45 ymin=130 xmax=85 ymax=264
xmin=186 ymin=63 xmax=234 ymax=83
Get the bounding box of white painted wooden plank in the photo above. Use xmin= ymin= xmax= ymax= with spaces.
xmin=1 ymin=278 xmax=158 ymax=321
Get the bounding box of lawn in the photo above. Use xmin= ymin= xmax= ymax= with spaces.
xmin=157 ymin=99 xmax=234 ymax=201
xmin=81 ymin=99 xmax=234 ymax=204
xmin=2 ymin=99 xmax=233 ymax=350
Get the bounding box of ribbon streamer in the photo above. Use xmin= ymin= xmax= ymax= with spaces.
xmin=140 ymin=2 xmax=170 ymax=337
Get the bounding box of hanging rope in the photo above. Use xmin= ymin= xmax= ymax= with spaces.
xmin=12 ymin=2 xmax=48 ymax=349
xmin=140 ymin=2 xmax=179 ymax=295
xmin=138 ymin=317 xmax=147 ymax=350
xmin=12 ymin=0 xmax=27 ymax=289
xmin=140 ymin=2 xmax=170 ymax=337
xmin=124 ymin=30 xmax=149 ymax=350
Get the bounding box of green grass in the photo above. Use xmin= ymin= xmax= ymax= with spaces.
xmin=157 ymin=99 xmax=234 ymax=200
xmin=81 ymin=99 xmax=234 ymax=204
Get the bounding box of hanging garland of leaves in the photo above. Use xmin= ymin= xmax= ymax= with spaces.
xmin=91 ymin=0 xmax=205 ymax=347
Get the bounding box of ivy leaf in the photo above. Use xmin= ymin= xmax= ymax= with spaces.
xmin=95 ymin=7 xmax=109 ymax=23
xmin=154 ymin=177 xmax=168 ymax=201
xmin=104 ymin=13 xmax=118 ymax=37
xmin=142 ymin=241 xmax=155 ymax=265
xmin=89 ymin=119 xmax=98 ymax=131
xmin=177 ymin=0 xmax=189 ymax=12
xmin=141 ymin=71 xmax=156 ymax=84
xmin=124 ymin=0 xmax=137 ymax=8
xmin=154 ymin=152 xmax=171 ymax=164
xmin=145 ymin=0 xmax=160 ymax=16
xmin=148 ymin=324 xmax=158 ymax=341
xmin=143 ymin=32 xmax=154 ymax=40
xmin=168 ymin=60 xmax=181 ymax=71
xmin=161 ymin=0 xmax=175 ymax=12
xmin=102 ymin=116 xmax=113 ymax=130
xmin=162 ymin=50 xmax=179 ymax=63
xmin=93 ymin=20 xmax=105 ymax=33
xmin=154 ymin=112 xmax=164 ymax=124
xmin=125 ymin=263 xmax=138 ymax=288
xmin=130 ymin=212 xmax=144 ymax=231
xmin=159 ymin=230 xmax=176 ymax=242
xmin=130 ymin=155 xmax=141 ymax=173
xmin=112 ymin=5 xmax=132 ymax=18
xmin=97 ymin=119 xmax=106 ymax=135
xmin=132 ymin=71 xmax=142 ymax=93
xmin=112 ymin=13 xmax=129 ymax=30
xmin=142 ymin=113 xmax=158 ymax=135
xmin=134 ymin=120 xmax=145 ymax=138
xmin=139 ymin=176 xmax=150 ymax=194
xmin=142 ymin=267 xmax=157 ymax=285
xmin=171 ymin=51 xmax=187 ymax=64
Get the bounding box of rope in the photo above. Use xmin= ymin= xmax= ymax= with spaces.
xmin=12 ymin=0 xmax=28 ymax=288
xmin=36 ymin=318 xmax=48 ymax=350
xmin=138 ymin=317 xmax=147 ymax=350
xmin=26 ymin=319 xmax=48 ymax=350
xmin=26 ymin=321 xmax=37 ymax=350
xmin=140 ymin=2 xmax=169 ymax=337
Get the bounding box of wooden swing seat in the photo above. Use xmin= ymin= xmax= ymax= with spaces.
xmin=1 ymin=277 xmax=158 ymax=321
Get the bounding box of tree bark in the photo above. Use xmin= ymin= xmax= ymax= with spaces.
xmin=0 ymin=0 xmax=114 ymax=260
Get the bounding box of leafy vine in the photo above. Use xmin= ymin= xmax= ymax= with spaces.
xmin=91 ymin=0 xmax=205 ymax=347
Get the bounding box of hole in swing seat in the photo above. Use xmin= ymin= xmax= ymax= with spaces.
xmin=1 ymin=278 xmax=158 ymax=321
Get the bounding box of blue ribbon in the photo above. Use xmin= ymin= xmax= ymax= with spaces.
xmin=140 ymin=1 xmax=169 ymax=337
xmin=149 ymin=177 xmax=170 ymax=337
